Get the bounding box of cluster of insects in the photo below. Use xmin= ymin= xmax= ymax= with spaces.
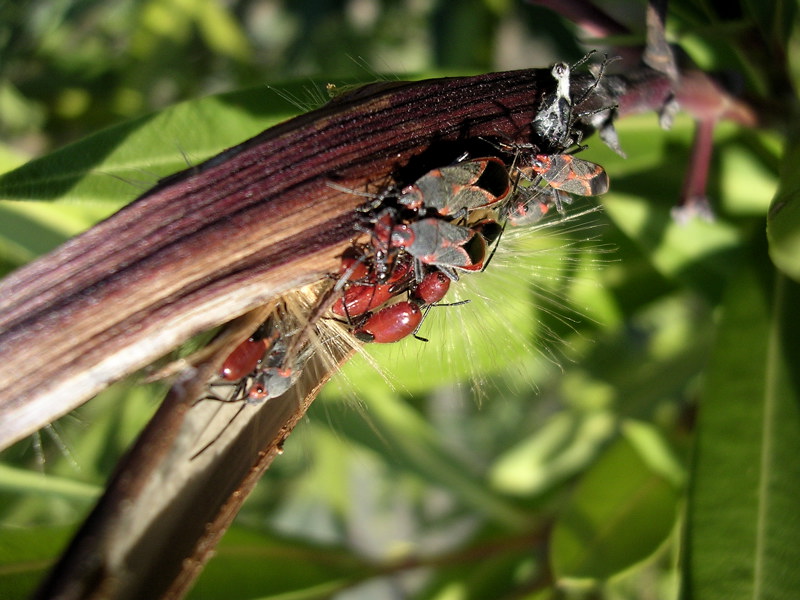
xmin=207 ymin=53 xmax=614 ymax=406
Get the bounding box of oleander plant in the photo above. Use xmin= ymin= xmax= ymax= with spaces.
xmin=0 ymin=0 xmax=798 ymax=599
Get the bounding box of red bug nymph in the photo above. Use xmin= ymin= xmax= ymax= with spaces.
xmin=219 ymin=327 xmax=280 ymax=382
xmin=409 ymin=270 xmax=451 ymax=306
xmin=352 ymin=301 xmax=423 ymax=343
xmin=208 ymin=325 xmax=283 ymax=403
xmin=332 ymin=256 xmax=413 ymax=318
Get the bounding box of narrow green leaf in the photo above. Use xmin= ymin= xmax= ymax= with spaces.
xmin=188 ymin=526 xmax=370 ymax=600
xmin=768 ymin=128 xmax=800 ymax=282
xmin=0 ymin=525 xmax=76 ymax=599
xmin=0 ymin=83 xmax=312 ymax=205
xmin=0 ymin=464 xmax=99 ymax=500
xmin=789 ymin=20 xmax=800 ymax=95
xmin=682 ymin=239 xmax=800 ymax=600
xmin=550 ymin=429 xmax=680 ymax=580
xmin=740 ymin=0 xmax=797 ymax=49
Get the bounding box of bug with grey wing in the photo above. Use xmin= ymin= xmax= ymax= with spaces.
xmin=398 ymin=156 xmax=511 ymax=217
xmin=502 ymin=153 xmax=609 ymax=226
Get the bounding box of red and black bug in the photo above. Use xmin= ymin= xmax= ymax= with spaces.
xmin=194 ymin=317 xmax=312 ymax=457
xmin=389 ymin=218 xmax=488 ymax=280
xmin=502 ymin=187 xmax=571 ymax=227
xmin=398 ymin=156 xmax=511 ymax=216
xmin=332 ymin=280 xmax=396 ymax=318
xmin=245 ymin=364 xmax=297 ymax=402
xmin=369 ymin=210 xmax=482 ymax=282
xmin=524 ymin=154 xmax=609 ymax=196
xmin=240 ymin=327 xmax=312 ymax=404
xmin=499 ymin=154 xmax=607 ymax=227
xmin=220 ymin=337 xmax=268 ymax=382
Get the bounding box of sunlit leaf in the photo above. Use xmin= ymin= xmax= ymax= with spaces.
xmin=490 ymin=410 xmax=616 ymax=497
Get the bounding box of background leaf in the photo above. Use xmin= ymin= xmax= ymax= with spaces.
xmin=551 ymin=425 xmax=681 ymax=581
xmin=682 ymin=241 xmax=800 ymax=600
xmin=0 ymin=0 xmax=795 ymax=598
xmin=768 ymin=127 xmax=800 ymax=282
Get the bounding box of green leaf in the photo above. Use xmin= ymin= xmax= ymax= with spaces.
xmin=682 ymin=240 xmax=800 ymax=600
xmin=490 ymin=410 xmax=617 ymax=497
xmin=0 ymin=464 xmax=99 ymax=500
xmin=768 ymin=128 xmax=800 ymax=282
xmin=417 ymin=532 xmax=541 ymax=600
xmin=0 ymin=83 xmax=312 ymax=205
xmin=0 ymin=525 xmax=76 ymax=599
xmin=740 ymin=0 xmax=797 ymax=49
xmin=550 ymin=426 xmax=681 ymax=581
xmin=189 ymin=526 xmax=370 ymax=600
xmin=314 ymin=391 xmax=531 ymax=529
xmin=597 ymin=115 xmax=778 ymax=299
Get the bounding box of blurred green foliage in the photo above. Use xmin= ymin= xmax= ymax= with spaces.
xmin=1 ymin=0 xmax=799 ymax=599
